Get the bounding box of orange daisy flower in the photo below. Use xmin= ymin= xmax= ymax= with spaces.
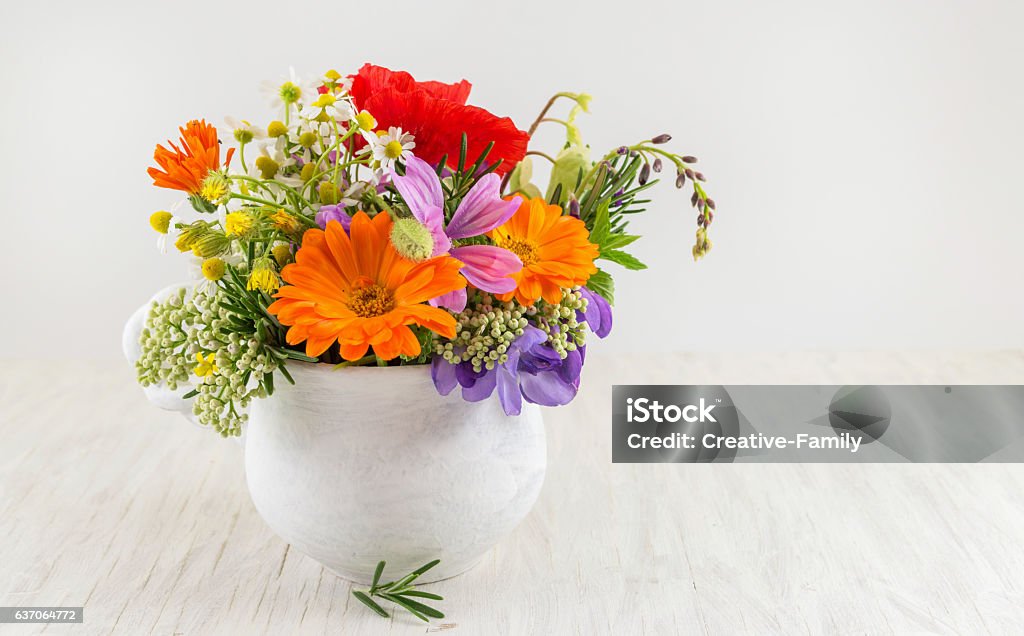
xmin=490 ymin=197 xmax=599 ymax=305
xmin=268 ymin=211 xmax=466 ymax=360
xmin=148 ymin=119 xmax=234 ymax=195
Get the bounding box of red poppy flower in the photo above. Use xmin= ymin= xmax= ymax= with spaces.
xmin=350 ymin=63 xmax=471 ymax=106
xmin=349 ymin=64 xmax=529 ymax=176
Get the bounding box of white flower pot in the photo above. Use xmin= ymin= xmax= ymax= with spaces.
xmin=245 ymin=361 xmax=547 ymax=584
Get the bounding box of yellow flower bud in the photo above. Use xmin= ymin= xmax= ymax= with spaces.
xmin=247 ymin=258 xmax=280 ymax=293
xmin=199 ymin=171 xmax=230 ymax=204
xmin=225 ymin=211 xmax=256 ymax=237
xmin=269 ymin=209 xmax=302 ymax=237
xmin=267 ymin=121 xmax=288 ymax=138
xmin=149 ymin=211 xmax=172 ymax=234
xmin=202 ymin=257 xmax=226 ymax=281
xmin=299 ymin=163 xmax=317 ymax=182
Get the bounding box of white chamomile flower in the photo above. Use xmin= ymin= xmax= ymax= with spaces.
xmin=305 ymin=91 xmax=355 ymax=123
xmin=225 ymin=117 xmax=266 ymax=145
xmin=150 ymin=199 xmax=189 ymax=253
xmin=249 ymin=141 xmax=297 ymax=184
xmin=260 ymin=67 xmax=316 ymax=114
xmin=287 ymin=119 xmax=325 ymax=163
xmin=321 ymin=69 xmax=353 ymax=95
xmin=338 ymin=182 xmax=366 ymax=208
xmin=351 ymin=110 xmax=377 ymax=133
xmin=361 ymin=126 xmax=416 ymax=171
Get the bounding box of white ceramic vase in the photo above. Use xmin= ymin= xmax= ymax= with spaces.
xmin=245 ymin=361 xmax=547 ymax=584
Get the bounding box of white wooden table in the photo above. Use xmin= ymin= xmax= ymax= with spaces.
xmin=3 ymin=353 xmax=1024 ymax=634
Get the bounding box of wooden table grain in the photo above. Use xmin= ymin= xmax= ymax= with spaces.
xmin=3 ymin=353 xmax=1024 ymax=634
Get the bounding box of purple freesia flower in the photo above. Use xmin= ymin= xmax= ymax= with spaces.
xmin=518 ymin=342 xmax=585 ymax=408
xmin=432 ymin=322 xmax=593 ymax=415
xmin=315 ymin=204 xmax=352 ymax=231
xmin=578 ymin=287 xmax=613 ymax=338
xmin=432 ymin=326 xmax=550 ymax=415
xmin=391 ymin=155 xmax=522 ymax=312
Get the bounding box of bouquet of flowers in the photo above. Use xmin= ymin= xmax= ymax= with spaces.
xmin=136 ymin=64 xmax=715 ymax=436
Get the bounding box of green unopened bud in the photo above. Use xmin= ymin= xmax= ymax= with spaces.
xmin=300 ymin=163 xmax=317 ymax=182
xmin=255 ymin=155 xmax=279 ymax=179
xmin=271 ymin=244 xmax=292 ymax=266
xmin=546 ymin=145 xmax=591 ymax=205
xmin=318 ymin=181 xmax=340 ymax=205
xmin=191 ymin=231 xmax=230 ymax=258
xmin=390 ymin=218 xmax=435 ymax=261
xmin=509 ymin=157 xmax=543 ymax=199
xmin=174 ymin=221 xmax=210 ymax=252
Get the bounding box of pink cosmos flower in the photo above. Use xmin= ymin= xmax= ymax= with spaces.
xmin=391 ymin=155 xmax=522 ymax=312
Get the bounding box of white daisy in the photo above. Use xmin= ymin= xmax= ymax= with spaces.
xmin=286 ymin=119 xmax=326 ymax=164
xmin=338 ymin=181 xmax=366 ymax=208
xmin=155 ymin=199 xmax=193 ymax=253
xmin=361 ymin=126 xmax=416 ymax=171
xmin=260 ymin=67 xmax=316 ymax=115
xmin=225 ymin=117 xmax=266 ymax=145
xmin=304 ymin=91 xmax=355 ymax=123
xmin=321 ymin=69 xmax=354 ymax=95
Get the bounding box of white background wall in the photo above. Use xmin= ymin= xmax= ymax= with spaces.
xmin=2 ymin=0 xmax=1022 ymax=359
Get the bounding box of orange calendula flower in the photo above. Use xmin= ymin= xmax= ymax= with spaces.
xmin=268 ymin=211 xmax=466 ymax=360
xmin=490 ymin=197 xmax=599 ymax=305
xmin=148 ymin=119 xmax=234 ymax=195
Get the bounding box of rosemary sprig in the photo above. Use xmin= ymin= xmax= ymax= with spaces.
xmin=351 ymin=560 xmax=445 ymax=623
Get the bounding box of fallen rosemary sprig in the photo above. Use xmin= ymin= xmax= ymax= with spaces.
xmin=351 ymin=560 xmax=445 ymax=622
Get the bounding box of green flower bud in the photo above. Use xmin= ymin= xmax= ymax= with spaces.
xmin=318 ymin=181 xmax=340 ymax=205
xmin=390 ymin=218 xmax=435 ymax=262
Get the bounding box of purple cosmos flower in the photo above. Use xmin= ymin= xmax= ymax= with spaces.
xmin=391 ymin=155 xmax=522 ymax=312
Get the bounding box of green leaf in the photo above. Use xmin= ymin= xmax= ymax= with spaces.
xmin=380 ymin=593 xmax=445 ymax=621
xmin=587 ymin=269 xmax=615 ymax=305
xmin=411 ymin=559 xmax=441 ymax=577
xmin=457 ymin=132 xmax=468 ymax=172
xmin=468 ymin=141 xmax=495 ymax=176
xmin=264 ymin=371 xmax=274 ymax=396
xmin=352 ymin=591 xmax=389 ymax=618
xmin=379 ymin=594 xmax=428 ymax=622
xmin=391 ymin=595 xmax=445 ymax=619
xmin=602 ymin=234 xmax=641 ymax=250
xmin=371 ymin=561 xmax=385 ymax=590
xmin=282 ymin=349 xmax=319 ymax=362
xmin=401 ymin=590 xmax=444 ymax=601
xmin=589 ymin=199 xmax=611 ymax=244
xmin=277 ymin=364 xmax=295 ymax=385
xmin=601 ymin=249 xmax=648 ymax=271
